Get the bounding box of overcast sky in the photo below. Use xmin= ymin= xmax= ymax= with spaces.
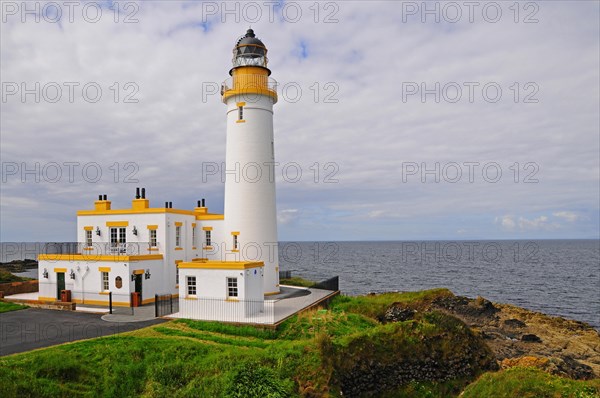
xmin=1 ymin=1 xmax=599 ymax=242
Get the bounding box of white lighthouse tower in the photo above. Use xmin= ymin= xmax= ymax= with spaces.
xmin=221 ymin=29 xmax=280 ymax=295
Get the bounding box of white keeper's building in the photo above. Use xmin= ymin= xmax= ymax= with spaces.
xmin=38 ymin=29 xmax=281 ymax=319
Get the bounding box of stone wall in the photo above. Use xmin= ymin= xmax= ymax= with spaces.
xmin=0 ymin=280 xmax=39 ymax=298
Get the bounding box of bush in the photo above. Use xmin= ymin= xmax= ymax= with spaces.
xmin=224 ymin=363 xmax=295 ymax=398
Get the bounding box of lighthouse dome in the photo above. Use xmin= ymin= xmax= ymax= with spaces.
xmin=234 ymin=29 xmax=267 ymax=59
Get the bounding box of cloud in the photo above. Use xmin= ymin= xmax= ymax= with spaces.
xmin=553 ymin=211 xmax=579 ymax=222
xmin=277 ymin=209 xmax=299 ymax=225
xmin=1 ymin=2 xmax=599 ymax=241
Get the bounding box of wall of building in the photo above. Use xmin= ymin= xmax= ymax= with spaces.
xmin=223 ymin=94 xmax=280 ymax=294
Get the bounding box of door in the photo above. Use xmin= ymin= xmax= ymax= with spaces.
xmin=110 ymin=227 xmax=127 ymax=253
xmin=56 ymin=272 xmax=65 ymax=300
xmin=134 ymin=274 xmax=143 ymax=297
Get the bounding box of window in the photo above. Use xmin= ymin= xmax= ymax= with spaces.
xmin=233 ymin=235 xmax=238 ymax=250
xmin=227 ymin=277 xmax=238 ymax=298
xmin=175 ymin=226 xmax=181 ymax=247
xmin=238 ymin=105 xmax=243 ymax=120
xmin=110 ymin=227 xmax=126 ymax=252
xmin=86 ymin=230 xmax=92 ymax=247
xmin=149 ymin=229 xmax=157 ymax=247
xmin=175 ymin=261 xmax=182 ymax=285
xmin=101 ymin=272 xmax=109 ymax=291
xmin=187 ymin=276 xmax=197 ymax=296
xmin=205 ymin=230 xmax=211 ymax=247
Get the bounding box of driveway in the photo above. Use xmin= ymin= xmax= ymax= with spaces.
xmin=0 ymin=308 xmax=165 ymax=356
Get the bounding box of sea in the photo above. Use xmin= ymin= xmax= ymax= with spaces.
xmin=2 ymin=240 xmax=599 ymax=329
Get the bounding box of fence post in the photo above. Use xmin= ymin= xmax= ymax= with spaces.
xmin=170 ymin=294 xmax=173 ymax=314
xmin=109 ymin=291 xmax=113 ymax=314
xmin=155 ymin=294 xmax=159 ymax=317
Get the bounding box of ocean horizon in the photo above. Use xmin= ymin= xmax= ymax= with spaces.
xmin=2 ymin=239 xmax=599 ymax=329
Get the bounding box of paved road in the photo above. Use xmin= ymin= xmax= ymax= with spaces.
xmin=0 ymin=308 xmax=165 ymax=356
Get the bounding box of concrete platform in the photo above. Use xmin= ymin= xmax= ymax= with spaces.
xmin=3 ymin=292 xmax=39 ymax=301
xmin=168 ymin=286 xmax=339 ymax=326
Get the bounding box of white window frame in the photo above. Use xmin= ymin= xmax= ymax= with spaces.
xmin=101 ymin=271 xmax=109 ymax=292
xmin=175 ymin=226 xmax=181 ymax=247
xmin=149 ymin=229 xmax=157 ymax=248
xmin=85 ymin=230 xmax=92 ymax=247
xmin=227 ymin=277 xmax=238 ymax=298
xmin=187 ymin=276 xmax=197 ymax=296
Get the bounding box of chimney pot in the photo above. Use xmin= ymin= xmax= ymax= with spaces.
xmin=135 ymin=187 xmax=140 ymax=199
xmin=141 ymin=188 xmax=146 ymax=199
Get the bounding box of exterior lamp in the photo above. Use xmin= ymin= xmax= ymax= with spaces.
xmin=69 ymin=269 xmax=76 ymax=279
xmin=133 ymin=226 xmax=138 ymax=236
xmin=131 ymin=273 xmax=136 ymax=282
xmin=42 ymin=268 xmax=49 ymax=279
xmin=145 ymin=269 xmax=151 ymax=280
xmin=96 ymin=226 xmax=101 ymax=236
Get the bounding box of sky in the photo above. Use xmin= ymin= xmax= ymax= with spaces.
xmin=1 ymin=0 xmax=599 ymax=242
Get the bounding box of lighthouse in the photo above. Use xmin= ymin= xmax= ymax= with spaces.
xmin=221 ymin=29 xmax=280 ymax=295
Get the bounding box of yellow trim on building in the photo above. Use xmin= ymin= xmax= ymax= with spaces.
xmin=99 ymin=291 xmax=111 ymax=295
xmin=202 ymin=226 xmax=213 ymax=231
xmin=203 ymin=246 xmax=213 ymax=250
xmin=39 ymin=296 xmax=58 ymax=302
xmin=178 ymin=260 xmax=264 ymax=270
xmin=264 ymin=291 xmax=281 ymax=296
xmin=54 ymin=268 xmax=67 ymax=273
xmin=78 ymin=207 xmax=224 ymax=218
xmin=225 ymin=298 xmax=240 ymax=302
xmin=197 ymin=214 xmax=224 ymax=220
xmin=106 ymin=221 xmax=129 ymax=227
xmin=147 ymin=225 xmax=159 ymax=230
xmin=192 ymin=246 xmax=197 ymax=250
xmin=72 ymin=298 xmax=130 ymax=307
xmin=191 ymin=223 xmax=196 ymax=227
xmin=133 ymin=269 xmax=145 ymax=275
xmin=174 ymin=247 xmax=183 ymax=251
xmin=99 ymin=267 xmax=111 ymax=272
xmin=231 ymin=231 xmax=240 ymax=235
xmin=84 ymin=226 xmax=94 ymax=231
xmin=39 ymin=254 xmax=163 ymax=262
xmin=175 ymin=260 xmax=183 ymax=264
xmin=148 ymin=248 xmax=159 ymax=251
xmin=236 ymin=120 xmax=246 ymax=123
xmin=83 ymin=247 xmax=94 ymax=251
xmin=236 ymin=101 xmax=246 ymax=106
xmin=175 ymin=222 xmax=183 ymax=227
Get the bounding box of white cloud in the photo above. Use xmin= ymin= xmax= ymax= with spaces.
xmin=1 ymin=1 xmax=599 ymax=240
xmin=553 ymin=211 xmax=579 ymax=222
xmin=277 ymin=209 xmax=299 ymax=225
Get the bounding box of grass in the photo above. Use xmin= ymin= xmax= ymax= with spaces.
xmin=279 ymin=276 xmax=316 ymax=288
xmin=0 ymin=288 xmax=595 ymax=397
xmin=461 ymin=367 xmax=600 ymax=398
xmin=0 ymin=301 xmax=28 ymax=313
xmin=0 ymin=270 xmax=34 ymax=283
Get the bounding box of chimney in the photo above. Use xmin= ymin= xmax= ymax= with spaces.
xmin=165 ymin=201 xmax=168 ymax=208
xmin=131 ymin=187 xmax=149 ymax=210
xmin=103 ymin=194 xmax=107 ymax=200
xmin=95 ymin=194 xmax=111 ymax=211
xmin=169 ymin=202 xmax=173 ymax=208
xmin=195 ymin=198 xmax=208 ymax=215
